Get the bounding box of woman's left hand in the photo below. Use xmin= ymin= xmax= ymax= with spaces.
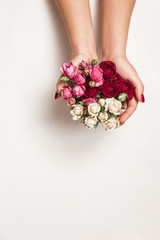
xmin=103 ymin=56 xmax=145 ymax=124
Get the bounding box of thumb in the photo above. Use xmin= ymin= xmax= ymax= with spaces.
xmin=54 ymin=78 xmax=66 ymax=100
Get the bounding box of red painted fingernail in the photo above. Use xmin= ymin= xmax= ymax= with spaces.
xmin=141 ymin=94 xmax=145 ymax=103
xmin=54 ymin=92 xmax=58 ymax=99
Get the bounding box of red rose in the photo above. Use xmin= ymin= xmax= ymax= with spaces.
xmin=100 ymin=81 xmax=119 ymax=98
xmin=119 ymin=80 xmax=135 ymax=100
xmin=99 ymin=61 xmax=116 ymax=80
xmin=84 ymin=86 xmax=100 ymax=98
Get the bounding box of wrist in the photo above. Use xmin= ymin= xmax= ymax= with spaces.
xmin=102 ymin=50 xmax=126 ymax=62
xmin=72 ymin=44 xmax=98 ymax=62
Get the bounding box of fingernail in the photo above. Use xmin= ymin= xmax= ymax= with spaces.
xmin=54 ymin=92 xmax=58 ymax=99
xmin=141 ymin=94 xmax=145 ymax=103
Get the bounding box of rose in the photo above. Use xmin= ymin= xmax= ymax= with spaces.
xmin=98 ymin=98 xmax=106 ymax=107
xmin=84 ymin=65 xmax=92 ymax=76
xmin=100 ymin=81 xmax=119 ymax=98
xmin=82 ymin=98 xmax=96 ymax=106
xmin=60 ymin=62 xmax=78 ymax=79
xmin=73 ymin=85 xmax=85 ymax=98
xmin=103 ymin=118 xmax=120 ymax=131
xmin=90 ymin=65 xmax=104 ymax=83
xmin=90 ymin=65 xmax=104 ymax=87
xmin=95 ymin=78 xmax=104 ymax=87
xmin=77 ymin=70 xmax=86 ymax=79
xmin=105 ymin=98 xmax=122 ymax=115
xmin=70 ymin=104 xmax=83 ymax=120
xmin=88 ymin=103 xmax=101 ymax=117
xmin=62 ymin=85 xmax=72 ymax=99
xmin=81 ymin=61 xmax=87 ymax=69
xmin=98 ymin=112 xmax=108 ymax=122
xmin=85 ymin=116 xmax=97 ymax=128
xmin=68 ymin=97 xmax=76 ymax=105
xmin=84 ymin=86 xmax=100 ymax=98
xmin=119 ymin=80 xmax=135 ymax=100
xmin=86 ymin=65 xmax=93 ymax=70
xmin=74 ymin=74 xmax=86 ymax=85
xmin=99 ymin=61 xmax=116 ymax=80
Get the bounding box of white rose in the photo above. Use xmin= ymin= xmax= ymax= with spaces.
xmin=98 ymin=98 xmax=106 ymax=107
xmin=98 ymin=112 xmax=108 ymax=122
xmin=105 ymin=98 xmax=122 ymax=115
xmin=70 ymin=104 xmax=83 ymax=120
xmin=85 ymin=116 xmax=97 ymax=128
xmin=103 ymin=118 xmax=120 ymax=131
xmin=88 ymin=103 xmax=100 ymax=116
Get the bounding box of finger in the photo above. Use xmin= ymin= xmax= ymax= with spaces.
xmin=55 ymin=77 xmax=66 ymax=100
xmin=120 ymin=97 xmax=138 ymax=124
xmin=127 ymin=71 xmax=145 ymax=103
xmin=122 ymin=100 xmax=128 ymax=109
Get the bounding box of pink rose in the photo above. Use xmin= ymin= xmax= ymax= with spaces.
xmin=73 ymin=85 xmax=85 ymax=98
xmin=74 ymin=74 xmax=86 ymax=85
xmin=62 ymin=85 xmax=72 ymax=99
xmin=90 ymin=65 xmax=104 ymax=83
xmin=81 ymin=61 xmax=87 ymax=69
xmin=68 ymin=97 xmax=76 ymax=105
xmin=95 ymin=78 xmax=104 ymax=87
xmin=87 ymin=65 xmax=93 ymax=70
xmin=82 ymin=98 xmax=97 ymax=106
xmin=60 ymin=62 xmax=78 ymax=79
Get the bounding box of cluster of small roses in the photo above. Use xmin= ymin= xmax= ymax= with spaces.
xmin=57 ymin=60 xmax=135 ymax=131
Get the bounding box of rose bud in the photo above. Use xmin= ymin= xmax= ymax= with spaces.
xmin=98 ymin=98 xmax=106 ymax=107
xmin=117 ymin=93 xmax=128 ymax=102
xmin=84 ymin=69 xmax=90 ymax=76
xmin=92 ymin=59 xmax=98 ymax=65
xmin=68 ymin=97 xmax=76 ymax=105
xmin=81 ymin=61 xmax=87 ymax=69
xmin=89 ymin=80 xmax=96 ymax=88
xmin=60 ymin=76 xmax=70 ymax=82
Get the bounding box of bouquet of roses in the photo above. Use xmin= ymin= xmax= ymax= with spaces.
xmin=56 ymin=60 xmax=135 ymax=131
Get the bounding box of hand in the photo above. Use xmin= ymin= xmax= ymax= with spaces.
xmin=103 ymin=56 xmax=145 ymax=124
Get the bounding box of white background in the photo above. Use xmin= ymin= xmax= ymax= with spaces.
xmin=0 ymin=0 xmax=160 ymax=239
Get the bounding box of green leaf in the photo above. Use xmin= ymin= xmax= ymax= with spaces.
xmin=56 ymin=90 xmax=62 ymax=96
xmin=96 ymin=93 xmax=101 ymax=98
xmin=60 ymin=76 xmax=70 ymax=82
xmin=92 ymin=59 xmax=98 ymax=65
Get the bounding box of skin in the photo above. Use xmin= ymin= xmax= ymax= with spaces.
xmin=101 ymin=0 xmax=144 ymax=123
xmin=55 ymin=0 xmax=145 ymax=123
xmin=55 ymin=0 xmax=98 ymax=98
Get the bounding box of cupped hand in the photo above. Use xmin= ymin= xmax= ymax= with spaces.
xmin=106 ymin=56 xmax=145 ymax=124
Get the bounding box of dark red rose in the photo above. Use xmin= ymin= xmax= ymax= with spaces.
xmin=99 ymin=61 xmax=116 ymax=80
xmin=100 ymin=81 xmax=119 ymax=98
xmin=118 ymin=80 xmax=135 ymax=100
xmin=84 ymin=86 xmax=100 ymax=98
